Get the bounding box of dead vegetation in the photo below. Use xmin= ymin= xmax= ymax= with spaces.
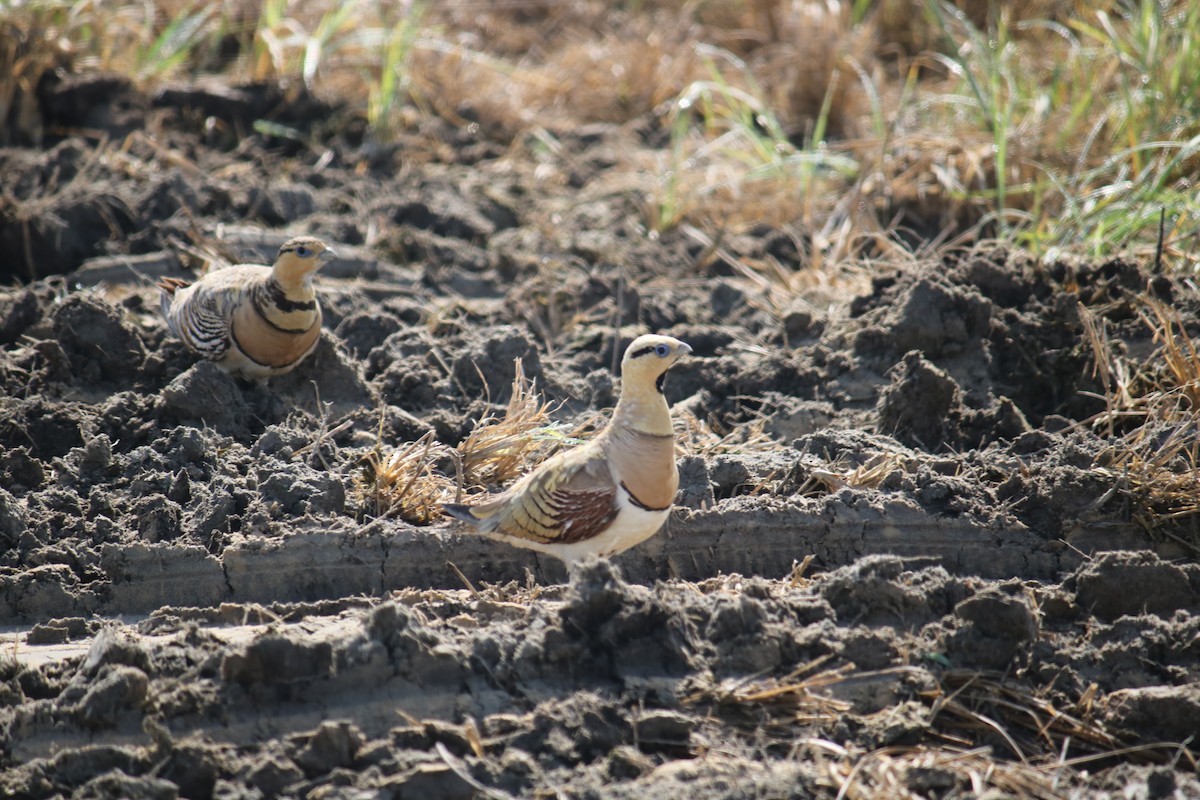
xmin=355 ymin=358 xmax=597 ymax=523
xmin=690 ymin=654 xmax=1191 ymax=798
xmin=796 ymin=451 xmax=908 ymax=495
xmin=685 ymin=657 xmax=855 ymax=736
xmin=1080 ymin=294 xmax=1200 ymax=548
xmin=676 ymin=410 xmax=777 ymax=458
xmin=670 ymin=570 xmax=1194 ymax=782
xmin=926 ymin=670 xmax=1120 ymax=762
xmin=0 ymin=9 xmax=70 ymax=146
xmin=456 ymin=358 xmax=594 ymax=489
xmin=355 ymin=430 xmax=455 ymax=525
xmin=3 ymin=1 xmax=1197 ymax=271
xmin=815 ymin=742 xmax=1065 ymax=800
xmin=680 ymin=637 xmax=1196 ymax=799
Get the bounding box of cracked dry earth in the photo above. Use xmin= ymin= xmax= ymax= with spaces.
xmin=2 ymin=77 xmax=1200 ymax=798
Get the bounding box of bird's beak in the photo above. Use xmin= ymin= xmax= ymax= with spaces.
xmin=678 ymin=342 xmax=693 ymax=356
xmin=320 ymin=247 xmax=338 ymax=262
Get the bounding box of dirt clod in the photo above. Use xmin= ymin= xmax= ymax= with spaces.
xmin=1072 ymin=551 xmax=1199 ymax=622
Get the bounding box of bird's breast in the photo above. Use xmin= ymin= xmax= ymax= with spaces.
xmin=229 ymin=300 xmax=321 ymax=369
xmin=606 ymin=428 xmax=679 ymax=511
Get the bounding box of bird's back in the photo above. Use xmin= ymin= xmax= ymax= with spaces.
xmin=160 ymin=263 xmax=318 ymax=376
xmin=161 ymin=264 xmax=270 ymax=326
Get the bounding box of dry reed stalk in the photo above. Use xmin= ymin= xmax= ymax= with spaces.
xmin=684 ymin=657 xmax=854 ymax=738
xmin=457 ymin=358 xmax=581 ymax=488
xmin=356 ymin=430 xmax=455 ymax=525
xmin=926 ymin=671 xmax=1119 ymax=762
xmin=1081 ymin=294 xmax=1200 ymax=541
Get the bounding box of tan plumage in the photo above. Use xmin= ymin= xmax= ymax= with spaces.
xmin=158 ymin=236 xmax=335 ymax=378
xmin=443 ymin=334 xmax=692 ymax=564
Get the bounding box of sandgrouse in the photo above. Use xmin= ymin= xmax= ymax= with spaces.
xmin=443 ymin=334 xmax=692 ymax=564
xmin=158 ymin=236 xmax=335 ymax=378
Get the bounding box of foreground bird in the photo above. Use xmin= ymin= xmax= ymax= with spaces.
xmin=443 ymin=334 xmax=692 ymax=564
xmin=158 ymin=236 xmax=335 ymax=378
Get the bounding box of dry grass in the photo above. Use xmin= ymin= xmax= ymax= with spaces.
xmin=926 ymin=670 xmax=1119 ymax=761
xmin=356 ymin=356 xmax=605 ymax=520
xmin=1080 ymin=295 xmax=1200 ymax=546
xmin=4 ymin=0 xmax=1198 ymax=267
xmin=0 ymin=9 xmax=70 ymax=145
xmin=355 ymin=430 xmax=455 ymax=525
xmin=1141 ymin=294 xmax=1200 ymax=409
xmin=676 ymin=410 xmax=777 ymax=458
xmin=456 ymin=358 xmax=593 ymax=488
xmin=797 ymin=452 xmax=908 ymax=495
xmin=519 ymin=33 xmax=700 ymax=126
xmin=675 ymin=407 xmax=907 ymax=499
xmin=683 ymin=647 xmax=1180 ymax=797
xmin=684 ymin=656 xmax=855 ymax=737
xmin=812 ymin=741 xmax=1065 ymax=800
xmin=756 ymin=1 xmax=875 ymax=142
xmin=688 ymin=651 xmax=1185 ymax=797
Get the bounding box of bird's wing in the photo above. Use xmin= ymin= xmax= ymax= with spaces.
xmin=469 ymin=444 xmax=620 ymax=545
xmin=162 ymin=266 xmax=265 ymax=361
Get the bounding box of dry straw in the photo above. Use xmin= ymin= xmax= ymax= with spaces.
xmin=356 ymin=430 xmax=455 ymax=525
xmin=676 ymin=410 xmax=776 ymax=457
xmin=357 ymin=357 xmax=602 ymax=522
xmin=926 ymin=670 xmax=1118 ymax=761
xmin=799 ymin=452 xmax=907 ymax=495
xmin=1080 ymin=295 xmax=1200 ymax=547
xmin=457 ymin=358 xmax=599 ymax=489
xmin=684 ymin=656 xmax=854 ymax=737
xmin=813 ymin=741 xmax=1063 ymax=800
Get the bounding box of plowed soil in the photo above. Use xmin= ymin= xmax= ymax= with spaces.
xmin=2 ymin=77 xmax=1198 ymax=799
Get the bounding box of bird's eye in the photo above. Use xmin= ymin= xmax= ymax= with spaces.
xmin=295 ymin=246 xmax=312 ymax=257
xmin=654 ymin=344 xmax=670 ymax=357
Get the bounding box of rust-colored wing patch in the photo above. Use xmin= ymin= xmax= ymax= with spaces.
xmin=496 ymin=485 xmax=618 ymax=545
xmin=484 ymin=446 xmax=619 ymax=545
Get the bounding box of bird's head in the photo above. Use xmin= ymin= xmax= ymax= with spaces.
xmin=620 ymin=334 xmax=692 ymax=398
xmin=272 ymin=236 xmax=336 ymax=285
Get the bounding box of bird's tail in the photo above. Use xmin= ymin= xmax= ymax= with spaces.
xmin=156 ymin=276 xmax=190 ymax=295
xmin=442 ymin=502 xmax=497 ymax=531
xmin=156 ymin=277 xmax=190 ymax=317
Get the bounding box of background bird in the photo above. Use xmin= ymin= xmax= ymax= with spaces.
xmin=443 ymin=333 xmax=692 ymax=564
xmin=158 ymin=236 xmax=334 ymax=378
